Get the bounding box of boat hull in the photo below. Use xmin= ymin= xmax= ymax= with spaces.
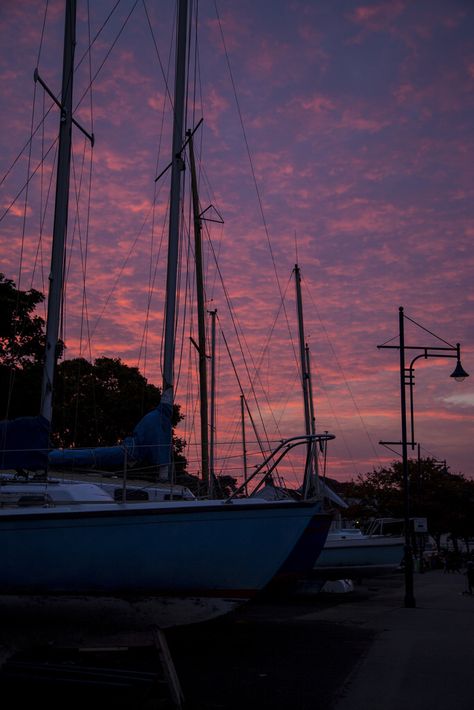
xmin=263 ymin=509 xmax=333 ymax=594
xmin=0 ymin=499 xmax=325 ymax=598
xmin=312 ymin=535 xmax=404 ymax=579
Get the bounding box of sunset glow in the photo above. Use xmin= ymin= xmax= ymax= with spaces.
xmin=1 ymin=0 xmax=473 ymax=485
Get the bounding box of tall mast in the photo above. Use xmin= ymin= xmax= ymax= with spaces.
xmin=294 ymin=264 xmax=311 ymax=437
xmin=188 ymin=130 xmax=210 ymax=487
xmin=162 ymin=0 xmax=188 ymax=397
xmin=294 ymin=264 xmax=317 ymax=497
xmin=209 ymin=308 xmax=217 ymax=495
xmin=160 ymin=0 xmax=188 ymax=481
xmin=40 ymin=0 xmax=77 ymax=425
xmin=240 ymin=393 xmax=248 ymax=496
xmin=305 ymin=342 xmax=320 ymax=496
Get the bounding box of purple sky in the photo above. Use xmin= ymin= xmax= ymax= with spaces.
xmin=1 ymin=0 xmax=473 ymax=485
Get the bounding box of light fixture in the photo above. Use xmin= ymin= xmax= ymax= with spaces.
xmin=450 ymin=360 xmax=469 ymax=382
xmin=378 ymin=308 xmax=469 ymax=609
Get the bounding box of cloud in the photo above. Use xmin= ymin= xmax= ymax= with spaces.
xmin=443 ymin=393 xmax=474 ymax=409
xmin=1 ymin=1 xmax=473 ymax=483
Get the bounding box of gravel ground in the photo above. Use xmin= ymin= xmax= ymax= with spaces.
xmin=0 ymin=573 xmax=410 ymax=709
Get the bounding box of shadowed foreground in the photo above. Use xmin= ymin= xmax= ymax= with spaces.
xmin=0 ymin=570 xmax=472 ymax=709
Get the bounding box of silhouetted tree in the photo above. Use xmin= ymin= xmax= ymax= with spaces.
xmin=52 ymin=356 xmax=182 ymax=446
xmin=0 ymin=273 xmax=46 ymax=367
xmin=0 ymin=275 xmax=189 ymax=477
xmin=342 ymin=459 xmax=474 ymax=548
xmin=0 ymin=273 xmax=47 ymax=419
xmin=52 ymin=355 xmax=189 ymax=479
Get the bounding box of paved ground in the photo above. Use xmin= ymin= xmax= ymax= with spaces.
xmin=167 ymin=568 xmax=474 ymax=709
xmin=328 ymin=569 xmax=474 ymax=710
xmin=0 ymin=569 xmax=473 ymax=708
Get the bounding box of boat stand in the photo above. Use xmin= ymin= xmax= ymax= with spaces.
xmin=0 ymin=629 xmax=185 ymax=709
xmin=154 ymin=627 xmax=185 ymax=709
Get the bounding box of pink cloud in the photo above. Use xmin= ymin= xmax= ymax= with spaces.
xmin=1 ymin=1 xmax=473 ymax=485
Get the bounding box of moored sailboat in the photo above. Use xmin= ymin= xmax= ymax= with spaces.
xmin=0 ymin=0 xmax=333 ymax=625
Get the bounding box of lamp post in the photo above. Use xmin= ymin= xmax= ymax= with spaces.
xmin=378 ymin=306 xmax=469 ymax=608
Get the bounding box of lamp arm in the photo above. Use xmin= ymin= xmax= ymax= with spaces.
xmin=406 ymin=347 xmax=461 ymax=450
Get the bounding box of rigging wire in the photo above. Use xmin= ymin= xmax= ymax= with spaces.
xmin=3 ymin=0 xmax=50 ymax=421
xmin=88 ymin=206 xmax=156 ymax=342
xmin=173 ymin=0 xmax=198 ymax=400
xmin=74 ymin=0 xmax=123 ymax=73
xmin=142 ymin=0 xmax=175 ymax=111
xmin=66 ymin=0 xmax=96 ymax=445
xmin=79 ymin=0 xmax=95 ymax=363
xmin=219 ymin=322 xmax=269 ymax=461
xmin=0 ymin=138 xmax=58 ymax=225
xmin=0 ymin=1 xmax=130 ymax=198
xmin=30 ymin=88 xmax=50 ymax=300
xmin=203 ymin=230 xmax=275 ymax=453
xmin=138 ymin=0 xmax=175 ymax=381
xmin=212 ymin=0 xmax=295 ymax=359
xmin=72 ymin=0 xmax=140 ymax=116
xmin=301 ymin=277 xmax=382 ymax=469
xmin=252 ymin=270 xmax=301 ymax=423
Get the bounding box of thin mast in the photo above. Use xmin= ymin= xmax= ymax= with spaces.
xmin=161 ymin=0 xmax=188 ymax=481
xmin=294 ymin=264 xmax=311 ymax=435
xmin=209 ymin=308 xmax=217 ymax=494
xmin=294 ymin=264 xmax=315 ymax=497
xmin=305 ymin=342 xmax=320 ymax=496
xmin=40 ymin=0 xmax=76 ymax=425
xmin=162 ymin=0 xmax=188 ymax=397
xmin=240 ymin=393 xmax=248 ymax=496
xmin=188 ymin=129 xmax=210 ymax=488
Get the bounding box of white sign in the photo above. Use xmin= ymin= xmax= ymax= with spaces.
xmin=412 ymin=517 xmax=428 ymax=533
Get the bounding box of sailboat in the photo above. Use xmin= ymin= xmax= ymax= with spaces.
xmin=282 ymin=267 xmax=405 ymax=583
xmin=0 ymin=0 xmax=333 ymax=625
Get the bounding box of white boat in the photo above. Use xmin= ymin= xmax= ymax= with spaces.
xmin=312 ymin=522 xmax=405 ymax=579
xmin=0 ymin=0 xmax=333 ymax=626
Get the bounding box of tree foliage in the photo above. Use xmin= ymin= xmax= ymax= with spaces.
xmin=0 ymin=274 xmax=45 ymax=420
xmin=342 ymin=458 xmax=474 ymax=546
xmin=0 ymin=275 xmax=188 ymax=476
xmin=52 ymin=356 xmax=188 ymax=479
xmin=0 ymin=273 xmax=46 ymax=367
xmin=52 ymin=356 xmax=183 ymax=448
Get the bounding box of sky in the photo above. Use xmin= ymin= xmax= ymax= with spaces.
xmin=0 ymin=0 xmax=473 ymax=486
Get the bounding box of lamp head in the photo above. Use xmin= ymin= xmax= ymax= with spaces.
xmin=450 ymin=360 xmax=469 ymax=382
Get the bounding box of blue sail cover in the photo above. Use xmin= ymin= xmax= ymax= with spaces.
xmin=0 ymin=415 xmax=50 ymax=471
xmin=48 ymin=389 xmax=173 ymax=470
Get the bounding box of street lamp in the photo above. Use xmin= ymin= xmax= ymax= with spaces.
xmin=378 ymin=306 xmax=469 ymax=608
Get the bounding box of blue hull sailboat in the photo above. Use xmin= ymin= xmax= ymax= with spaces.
xmin=0 ymin=0 xmax=333 ymax=626
xmin=0 ymin=497 xmax=331 ymax=625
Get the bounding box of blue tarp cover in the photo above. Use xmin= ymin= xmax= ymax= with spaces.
xmin=48 ymin=389 xmax=173 ymax=470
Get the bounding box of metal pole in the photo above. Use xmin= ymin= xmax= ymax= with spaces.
xmin=162 ymin=0 xmax=188 ymax=396
xmin=209 ymin=309 xmax=217 ymax=496
xmin=399 ymin=306 xmax=416 ymax=607
xmin=161 ymin=0 xmax=188 ymax=481
xmin=188 ymin=130 xmax=209 ymax=487
xmin=409 ymin=365 xmax=416 ymax=451
xmin=305 ymin=343 xmax=320 ymax=497
xmin=40 ymin=0 xmax=76 ymax=425
xmin=294 ymin=265 xmax=312 ymax=497
xmin=294 ymin=266 xmax=311 ymax=435
xmin=240 ymin=394 xmax=248 ymax=496
xmin=122 ymin=446 xmax=128 ymax=502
